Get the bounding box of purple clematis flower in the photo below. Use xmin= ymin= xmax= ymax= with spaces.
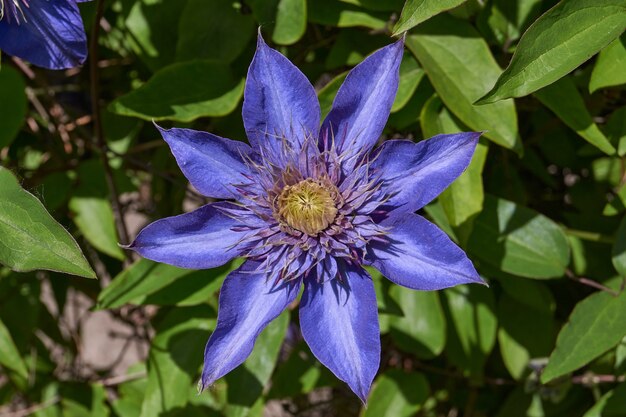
xmin=0 ymin=0 xmax=89 ymax=69
xmin=129 ymin=34 xmax=485 ymax=401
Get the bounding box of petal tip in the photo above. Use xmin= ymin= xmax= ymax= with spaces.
xmin=394 ymin=33 xmax=406 ymax=47
xmin=196 ymin=379 xmax=206 ymax=394
xmin=353 ymin=383 xmax=372 ymax=405
xmin=199 ymin=373 xmax=215 ymax=393
xmin=121 ymin=239 xmax=136 ymax=250
xmin=118 ymin=241 xmax=131 ymax=250
xmin=256 ymin=27 xmax=268 ymax=49
xmin=152 ymin=120 xmax=165 ymax=132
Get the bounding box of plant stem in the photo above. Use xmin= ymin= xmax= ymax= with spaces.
xmin=565 ymin=269 xmax=620 ymax=297
xmin=89 ymin=0 xmax=131 ymax=249
xmin=564 ymin=227 xmax=614 ymax=244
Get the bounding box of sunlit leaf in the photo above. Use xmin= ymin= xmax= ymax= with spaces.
xmin=273 ymin=0 xmax=307 ymax=45
xmin=393 ymin=0 xmax=467 ymax=35
xmin=583 ymin=383 xmax=626 ymax=417
xmin=406 ymin=16 xmax=521 ymax=153
xmin=363 ymin=370 xmax=429 ymax=416
xmin=0 ymin=318 xmax=28 ymax=380
xmin=535 ymin=76 xmax=615 ymax=155
xmin=420 ymin=96 xmax=488 ymax=236
xmin=542 ymin=282 xmax=626 ymax=383
xmin=124 ymin=0 xmax=188 ymax=71
xmin=109 ymin=60 xmax=244 ymax=122
xmin=444 ymin=285 xmax=497 ymax=380
xmin=590 ymin=34 xmax=626 ymax=93
xmin=308 ymin=0 xmax=388 ymax=29
xmin=318 ymin=72 xmax=348 ymax=120
xmin=388 ymin=285 xmax=446 ymax=359
xmin=223 ymin=312 xmax=289 ymax=417
xmin=140 ymin=306 xmax=216 ymax=416
xmin=612 ymin=216 xmax=626 ymax=277
xmin=478 ymin=0 xmax=626 ymax=103
xmin=69 ymin=196 xmax=124 ymax=260
xmin=0 ymin=167 xmax=95 ymax=278
xmin=391 ymin=54 xmax=424 ymax=113
xmin=97 ymin=258 xmax=238 ymax=309
xmin=468 ymin=195 xmax=570 ymax=279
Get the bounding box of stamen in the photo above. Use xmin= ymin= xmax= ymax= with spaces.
xmin=0 ymin=0 xmax=29 ymax=24
xmin=233 ymin=127 xmax=388 ymax=283
xmin=277 ymin=178 xmax=339 ymax=236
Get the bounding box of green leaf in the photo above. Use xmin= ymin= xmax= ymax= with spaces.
xmin=0 ymin=167 xmax=95 ymax=278
xmin=176 ymin=0 xmax=255 ymax=63
xmin=387 ymin=77 xmax=435 ymax=130
xmin=308 ymin=0 xmax=388 ymax=29
xmin=391 ymin=54 xmax=424 ymax=113
xmin=0 ymin=67 xmax=26 ymax=149
xmin=498 ymin=290 xmax=555 ymax=379
xmin=420 ymin=94 xmax=453 ymax=139
xmin=124 ymin=0 xmax=188 ymax=72
xmin=273 ymin=0 xmax=307 ymax=45
xmin=370 ymin=268 xmax=403 ymax=319
xmin=495 ymin=387 xmax=546 ymax=417
xmin=140 ymin=306 xmax=216 ymax=416
xmin=477 ymin=0 xmax=542 ymax=46
xmin=0 ymin=318 xmax=28 ymax=380
xmin=541 ymin=287 xmax=626 ymax=383
xmin=97 ymin=258 xmax=237 ymax=309
xmin=589 ymin=34 xmax=626 ymax=93
xmin=69 ymin=196 xmax=124 ymax=260
xmin=604 ymin=184 xmax=626 ymax=216
xmin=616 ymin=336 xmax=626 ymax=372
xmin=103 ymin=110 xmax=143 ymax=168
xmin=583 ymin=383 xmax=626 ymax=417
xmin=223 ymin=312 xmax=289 ymax=417
xmin=68 ymin=161 xmax=126 ymax=260
xmin=33 ymin=383 xmax=62 ymax=417
xmin=388 ymin=286 xmax=446 ymax=359
xmin=606 ymin=106 xmax=626 ymax=157
xmin=61 ymin=383 xmax=110 ymax=417
xmin=317 ymin=72 xmax=348 ymax=120
xmin=406 ymin=16 xmax=521 ymax=153
xmin=362 ymin=370 xmax=429 ymax=416
xmin=39 ymin=172 xmax=73 ymax=212
xmin=111 ymin=365 xmax=148 ymax=417
xmin=268 ymin=343 xmax=335 ymax=399
xmin=443 ymin=285 xmax=497 ymax=380
xmin=535 ymin=76 xmax=615 ymax=155
xmin=468 ymin=195 xmax=570 ymax=279
xmin=440 ymin=140 xmax=488 ymax=229
xmin=392 ymin=0 xmax=467 ymax=35
xmin=109 ymin=60 xmax=244 ymax=122
xmin=420 ymin=96 xmax=489 ymax=233
xmin=423 ymin=200 xmax=458 ymax=243
xmin=325 ymin=30 xmax=389 ymax=70
xmin=478 ymin=0 xmax=626 ymax=103
xmin=339 ymin=0 xmax=403 ymax=11
xmin=612 ymin=216 xmax=626 ymax=277
xmin=499 ymin=274 xmax=556 ymax=315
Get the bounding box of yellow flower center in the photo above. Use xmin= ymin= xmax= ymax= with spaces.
xmin=278 ymin=179 xmax=338 ymax=236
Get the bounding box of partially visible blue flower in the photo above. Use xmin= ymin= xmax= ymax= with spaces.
xmin=129 ymin=33 xmax=485 ymax=401
xmin=0 ymin=0 xmax=89 ymax=69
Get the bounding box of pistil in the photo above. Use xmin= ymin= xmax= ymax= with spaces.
xmin=277 ymin=178 xmax=339 ymax=236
